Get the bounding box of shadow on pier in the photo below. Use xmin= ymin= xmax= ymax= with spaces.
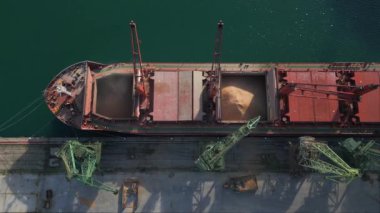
xmin=1 ymin=136 xmax=379 ymax=212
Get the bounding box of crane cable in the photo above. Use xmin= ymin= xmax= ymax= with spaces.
xmin=0 ymin=95 xmax=43 ymax=132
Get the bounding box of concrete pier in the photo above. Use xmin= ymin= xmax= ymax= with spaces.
xmin=1 ymin=172 xmax=379 ymax=212
xmin=0 ymin=137 xmax=379 ymax=212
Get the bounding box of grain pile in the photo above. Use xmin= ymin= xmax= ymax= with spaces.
xmin=221 ymin=75 xmax=267 ymax=121
xmin=221 ymin=86 xmax=255 ymax=120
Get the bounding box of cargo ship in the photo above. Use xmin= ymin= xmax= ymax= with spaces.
xmin=44 ymin=21 xmax=380 ymax=136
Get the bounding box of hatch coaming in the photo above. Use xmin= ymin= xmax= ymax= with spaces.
xmin=84 ymin=63 xmax=277 ymax=124
xmin=218 ymin=71 xmax=275 ymax=123
xmin=82 ymin=64 xmax=139 ymax=125
xmin=92 ymin=71 xmax=135 ymax=120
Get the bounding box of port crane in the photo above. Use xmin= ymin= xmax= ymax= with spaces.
xmin=195 ymin=116 xmax=261 ymax=171
xmin=340 ymin=138 xmax=380 ymax=172
xmin=56 ymin=140 xmax=118 ymax=194
xmin=297 ymin=136 xmax=360 ymax=182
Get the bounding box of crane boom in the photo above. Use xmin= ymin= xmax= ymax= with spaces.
xmin=204 ymin=20 xmax=224 ymax=121
xmin=195 ymin=116 xmax=261 ymax=171
xmin=298 ymin=137 xmax=360 ymax=182
xmin=129 ymin=21 xmax=154 ymax=122
xmin=130 ymin=20 xmax=143 ymax=77
xmin=312 ymin=142 xmax=355 ymax=172
xmin=279 ymin=83 xmax=379 ymax=102
xmin=301 ymin=159 xmax=353 ymax=180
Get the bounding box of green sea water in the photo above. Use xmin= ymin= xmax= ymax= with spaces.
xmin=0 ymin=0 xmax=379 ymax=137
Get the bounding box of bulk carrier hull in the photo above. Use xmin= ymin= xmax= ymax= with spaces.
xmin=44 ymin=21 xmax=380 ymax=136
xmin=44 ymin=61 xmax=380 ymax=136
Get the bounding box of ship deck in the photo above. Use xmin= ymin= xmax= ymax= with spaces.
xmin=45 ymin=62 xmax=380 ymax=135
xmin=91 ymin=62 xmax=380 ymax=122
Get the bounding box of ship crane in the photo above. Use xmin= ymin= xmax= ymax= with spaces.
xmin=130 ymin=21 xmax=152 ymax=122
xmin=204 ymin=20 xmax=224 ymax=121
xmin=195 ymin=116 xmax=261 ymax=171
xmin=130 ymin=21 xmax=144 ymax=80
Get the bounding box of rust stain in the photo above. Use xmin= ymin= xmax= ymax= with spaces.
xmin=154 ymin=82 xmax=170 ymax=93
xmin=78 ymin=196 xmax=96 ymax=208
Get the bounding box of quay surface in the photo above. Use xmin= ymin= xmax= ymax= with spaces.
xmin=0 ymin=137 xmax=379 ymax=212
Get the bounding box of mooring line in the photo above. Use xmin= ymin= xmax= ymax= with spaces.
xmin=0 ymin=96 xmax=43 ymax=128
xmin=0 ymin=102 xmax=42 ymax=132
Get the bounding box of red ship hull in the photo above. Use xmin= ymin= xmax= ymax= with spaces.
xmin=44 ymin=61 xmax=380 ymax=136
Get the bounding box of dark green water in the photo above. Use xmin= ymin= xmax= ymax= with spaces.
xmin=0 ymin=0 xmax=379 ymax=137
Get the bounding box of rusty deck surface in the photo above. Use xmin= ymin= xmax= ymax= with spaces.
xmin=284 ymin=71 xmax=339 ymax=122
xmin=355 ymin=72 xmax=380 ymax=122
